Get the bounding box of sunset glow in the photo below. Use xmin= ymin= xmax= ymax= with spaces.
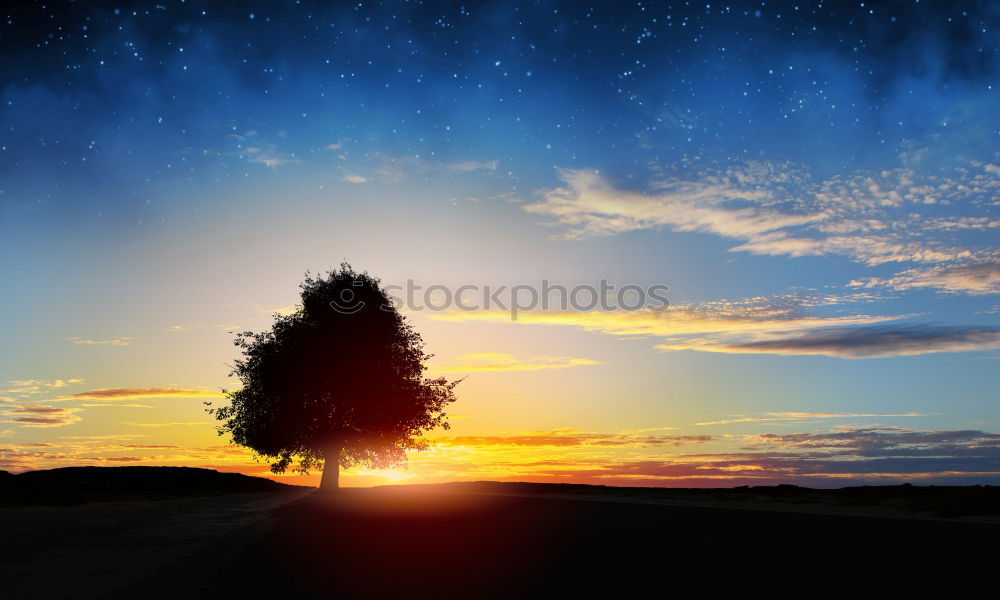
xmin=3 ymin=1 xmax=1000 ymax=489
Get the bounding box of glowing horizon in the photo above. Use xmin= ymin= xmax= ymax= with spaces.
xmin=3 ymin=1 xmax=1000 ymax=488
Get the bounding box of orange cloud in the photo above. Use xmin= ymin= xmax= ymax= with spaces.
xmin=433 ymin=352 xmax=600 ymax=373
xmin=434 ymin=429 xmax=715 ymax=448
xmin=70 ymin=388 xmax=224 ymax=400
xmin=429 ymin=297 xmax=1000 ymax=358
xmin=124 ymin=421 xmax=211 ymax=428
xmin=427 ymin=298 xmax=897 ymax=337
xmin=3 ymin=406 xmax=82 ymax=427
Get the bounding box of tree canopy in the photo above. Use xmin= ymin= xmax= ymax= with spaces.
xmin=210 ymin=264 xmax=458 ymax=489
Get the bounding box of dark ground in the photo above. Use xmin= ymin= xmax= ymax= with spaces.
xmin=2 ymin=470 xmax=997 ymax=599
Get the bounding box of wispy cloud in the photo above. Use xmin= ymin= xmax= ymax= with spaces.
xmin=243 ymin=145 xmax=299 ymax=168
xmin=524 ymin=165 xmax=812 ymax=242
xmin=325 ymin=138 xmax=350 ymax=153
xmin=743 ymin=428 xmax=1000 ymax=455
xmin=124 ymin=421 xmax=211 ymax=428
xmin=3 ymin=406 xmax=82 ymax=427
xmin=9 ymin=406 xmax=73 ymax=414
xmin=443 ymin=159 xmax=500 ymax=173
xmin=341 ymin=173 xmax=368 ymax=184
xmin=69 ymin=388 xmax=224 ymax=400
xmin=2 ymin=379 xmax=85 ymax=396
xmin=434 ymin=352 xmax=600 ymax=373
xmin=435 ymin=428 xmax=715 ymax=448
xmin=255 ymin=303 xmax=298 ymax=316
xmin=429 ymin=295 xmax=1000 ymax=358
xmin=371 ymin=154 xmax=499 ymax=183
xmin=696 ymin=412 xmax=928 ymax=426
xmin=428 ymin=295 xmax=897 ymax=337
xmin=67 ymin=336 xmax=131 ymax=346
xmin=58 ymin=434 xmax=146 ymax=442
xmin=166 ymin=323 xmax=240 ymax=333
xmin=225 ymin=131 xmax=299 ymax=168
xmin=526 ymin=160 xmax=1000 ymax=294
xmin=683 ymin=324 xmax=1000 ymax=358
xmin=851 ymin=259 xmax=1000 ymax=296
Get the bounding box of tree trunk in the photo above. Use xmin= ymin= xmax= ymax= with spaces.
xmin=319 ymin=444 xmax=340 ymax=493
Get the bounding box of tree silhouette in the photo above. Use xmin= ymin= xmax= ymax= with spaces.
xmin=210 ymin=264 xmax=458 ymax=492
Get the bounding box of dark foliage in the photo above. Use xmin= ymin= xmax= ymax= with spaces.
xmin=209 ymin=263 xmax=458 ymax=477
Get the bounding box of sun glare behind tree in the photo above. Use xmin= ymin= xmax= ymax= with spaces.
xmin=210 ymin=263 xmax=459 ymax=492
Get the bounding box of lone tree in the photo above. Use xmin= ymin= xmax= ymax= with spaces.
xmin=210 ymin=264 xmax=458 ymax=492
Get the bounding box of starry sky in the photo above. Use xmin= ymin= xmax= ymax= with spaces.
xmin=2 ymin=0 xmax=1000 ymax=487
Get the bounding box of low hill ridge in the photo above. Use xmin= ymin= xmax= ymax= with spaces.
xmin=383 ymin=480 xmax=1000 ymax=519
xmin=0 ymin=466 xmax=298 ymax=506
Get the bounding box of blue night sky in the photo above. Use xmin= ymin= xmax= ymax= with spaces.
xmin=2 ymin=0 xmax=999 ymax=487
